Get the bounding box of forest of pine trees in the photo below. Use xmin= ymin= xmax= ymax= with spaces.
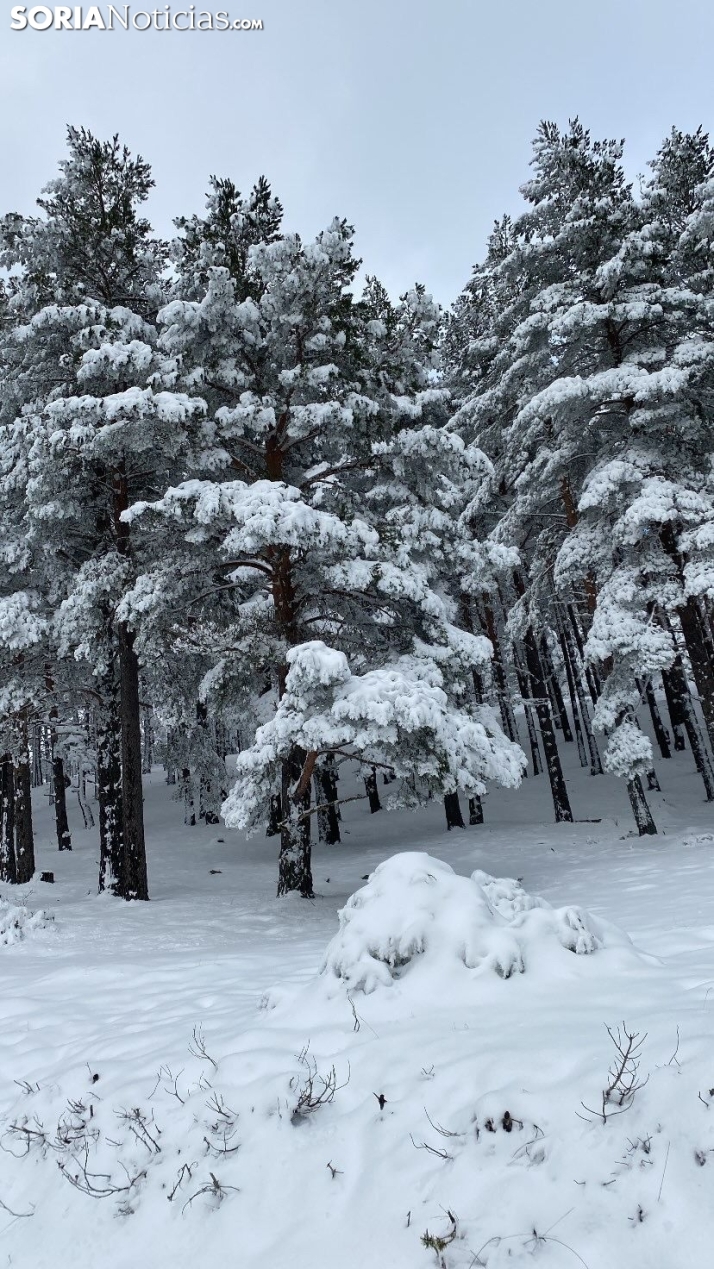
xmin=2 ymin=119 xmax=714 ymax=900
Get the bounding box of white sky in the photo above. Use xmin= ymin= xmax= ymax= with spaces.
xmin=2 ymin=0 xmax=713 ymax=305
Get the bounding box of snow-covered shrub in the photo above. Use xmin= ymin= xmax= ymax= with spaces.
xmin=321 ymin=853 xmax=638 ymax=994
xmin=0 ymin=898 xmax=53 ymax=945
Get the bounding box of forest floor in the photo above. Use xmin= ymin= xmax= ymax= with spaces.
xmin=0 ymin=743 xmax=713 ymax=1268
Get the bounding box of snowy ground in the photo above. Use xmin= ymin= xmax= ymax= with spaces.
xmin=1 ymin=748 xmax=714 ymax=1268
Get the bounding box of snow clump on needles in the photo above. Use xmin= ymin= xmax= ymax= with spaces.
xmin=321 ymin=853 xmax=644 ymax=996
xmin=0 ymin=898 xmax=53 ymax=946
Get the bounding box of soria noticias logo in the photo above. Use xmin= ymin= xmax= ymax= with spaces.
xmin=10 ymin=6 xmax=264 ymax=30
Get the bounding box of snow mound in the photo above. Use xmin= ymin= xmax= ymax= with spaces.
xmin=321 ymin=852 xmax=638 ymax=994
xmin=0 ymin=898 xmax=53 ymax=945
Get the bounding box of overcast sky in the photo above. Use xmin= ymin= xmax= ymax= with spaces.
xmin=2 ymin=0 xmax=713 ymax=305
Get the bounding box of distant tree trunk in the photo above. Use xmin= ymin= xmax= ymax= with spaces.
xmin=557 ymin=623 xmax=588 ymax=768
xmin=513 ymin=646 xmax=543 ymax=776
xmin=661 ymin=524 xmax=714 ymax=752
xmin=641 ymin=678 xmax=671 ymax=760
xmin=314 ymin=761 xmax=340 ymax=844
xmin=31 ymin=727 xmax=44 ymax=787
xmin=164 ymin=729 xmax=177 ymax=784
xmin=521 ymin=623 xmax=574 ymax=823
xmin=118 ymin=623 xmax=149 ymax=900
xmin=196 ymin=701 xmax=220 ymax=824
xmin=50 ymin=733 xmax=72 ymax=851
xmin=181 ymin=768 xmax=196 ymax=826
xmin=627 ymin=774 xmax=658 ymax=836
xmin=97 ymin=691 xmax=124 ymax=894
xmin=560 ymin=615 xmax=603 ymax=775
xmin=277 ymin=748 xmax=313 ymax=897
xmin=141 ymin=710 xmax=153 ymax=774
xmin=482 ymin=600 xmax=520 ymax=744
xmin=266 ymin=793 xmax=281 ymax=837
xmin=661 ymin=666 xmax=687 ymax=751
xmin=13 ymin=749 xmax=35 ymax=883
xmin=540 ymin=635 xmax=573 ymax=741
xmin=444 ymin=792 xmax=465 ymax=830
xmin=45 ymin=671 xmax=72 ymax=850
xmin=567 ymin=604 xmax=600 ymax=705
xmin=0 ymin=755 xmax=17 ymax=883
xmin=468 ymin=795 xmax=484 ymax=825
xmin=663 ymin=659 xmax=714 ymax=801
xmin=364 ymin=768 xmax=382 ymax=814
xmin=76 ymin=769 xmax=95 ymax=830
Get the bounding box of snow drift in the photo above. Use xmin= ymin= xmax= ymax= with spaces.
xmin=0 ymin=898 xmax=52 ymax=946
xmin=321 ymin=852 xmax=642 ymax=994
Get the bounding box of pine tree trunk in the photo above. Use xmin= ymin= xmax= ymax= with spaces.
xmin=196 ymin=700 xmax=220 ymax=823
xmin=266 ymin=793 xmax=281 ymax=837
xmin=141 ymin=710 xmax=153 ymax=774
xmin=677 ymin=597 xmax=714 ymax=752
xmin=314 ymin=762 xmax=340 ymax=844
xmin=13 ymin=751 xmax=35 ymax=883
xmin=50 ymin=734 xmax=72 ymax=851
xmin=540 ymin=635 xmax=573 ymax=741
xmin=118 ymin=623 xmax=149 ymax=900
xmin=45 ymin=671 xmax=72 ymax=851
xmin=364 ymin=768 xmax=382 ymax=813
xmin=522 ymin=626 xmax=574 ymax=823
xmin=561 ymin=616 xmax=603 ymax=775
xmin=626 ymin=774 xmax=658 ymax=836
xmin=660 ymin=524 xmax=714 ymax=751
xmin=664 ymin=659 xmax=714 ymax=800
xmin=661 ymin=667 xmax=688 ymax=751
xmin=31 ymin=727 xmax=44 ymax=787
xmin=0 ymin=755 xmax=17 ymax=883
xmin=182 ymin=768 xmax=196 ymax=826
xmin=277 ymin=749 xmax=313 ymax=897
xmin=567 ymin=604 xmax=600 ymax=705
xmin=482 ymin=600 xmax=520 ymax=744
xmin=557 ymin=624 xmax=588 ymax=768
xmin=97 ymin=693 xmax=124 ymax=894
xmin=468 ymin=796 xmax=484 ymax=825
xmin=641 ymin=678 xmax=671 ymax=760
xmin=513 ymin=646 xmax=543 ymax=776
xmin=444 ymin=792 xmax=465 ymax=830
xmin=77 ymin=770 xmax=95 ymax=829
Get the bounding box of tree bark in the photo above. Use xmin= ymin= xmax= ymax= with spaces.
xmin=50 ymin=729 xmax=72 ymax=852
xmin=97 ymin=690 xmax=124 ymax=894
xmin=468 ymin=796 xmax=484 ymax=825
xmin=560 ymin=614 xmax=603 ymax=775
xmin=521 ymin=625 xmax=574 ymax=823
xmin=277 ymin=747 xmax=313 ymax=897
xmin=0 ymin=755 xmax=17 ymax=884
xmin=627 ymin=774 xmax=658 ymax=836
xmin=540 ymin=634 xmax=573 ymax=741
xmin=314 ymin=761 xmax=341 ymax=844
xmin=663 ymin=659 xmax=714 ymax=800
xmin=13 ymin=751 xmax=35 ymax=883
xmin=661 ymin=523 xmax=714 ymax=752
xmin=660 ymin=666 xmax=687 ymax=752
xmin=513 ymin=645 xmax=543 ymax=776
xmin=641 ymin=678 xmax=671 ymax=761
xmin=118 ymin=622 xmax=149 ymax=900
xmin=557 ymin=623 xmax=588 ymax=768
xmin=364 ymin=768 xmax=382 ymax=813
xmin=482 ymin=600 xmax=520 ymax=744
xmin=444 ymin=792 xmax=465 ymax=830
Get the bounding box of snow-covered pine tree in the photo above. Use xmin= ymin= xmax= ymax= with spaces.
xmin=446 ymin=120 xmax=714 ymax=832
xmin=123 ymin=183 xmax=525 ymax=896
xmin=0 ymin=128 xmax=208 ymax=898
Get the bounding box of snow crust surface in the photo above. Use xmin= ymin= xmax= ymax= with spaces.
xmin=0 ymin=758 xmax=713 ymax=1269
